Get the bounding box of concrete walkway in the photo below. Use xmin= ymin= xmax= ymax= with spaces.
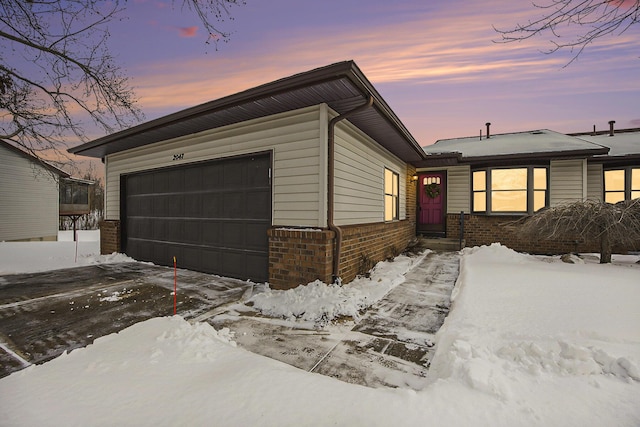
xmin=208 ymin=251 xmax=460 ymax=389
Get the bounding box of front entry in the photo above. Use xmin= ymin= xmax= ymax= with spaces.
xmin=417 ymin=172 xmax=446 ymax=235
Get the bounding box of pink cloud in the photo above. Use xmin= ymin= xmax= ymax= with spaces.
xmin=607 ymin=0 xmax=638 ymax=7
xmin=178 ymin=26 xmax=198 ymax=38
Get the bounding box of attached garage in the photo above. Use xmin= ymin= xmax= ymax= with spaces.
xmin=69 ymin=61 xmax=426 ymax=288
xmin=122 ymin=153 xmax=271 ymax=282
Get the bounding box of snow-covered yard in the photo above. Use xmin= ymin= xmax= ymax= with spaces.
xmin=0 ymin=235 xmax=638 ymax=426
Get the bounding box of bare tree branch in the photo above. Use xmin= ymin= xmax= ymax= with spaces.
xmin=494 ymin=0 xmax=640 ymax=65
xmin=0 ymin=0 xmax=244 ymax=171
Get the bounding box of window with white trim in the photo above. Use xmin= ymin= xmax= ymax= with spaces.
xmin=604 ymin=167 xmax=640 ymax=203
xmin=384 ymin=168 xmax=399 ymax=221
xmin=472 ymin=166 xmax=548 ymax=214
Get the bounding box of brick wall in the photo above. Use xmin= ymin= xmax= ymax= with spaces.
xmin=446 ymin=213 xmax=603 ymax=254
xmin=99 ymin=220 xmax=121 ymax=255
xmin=267 ymin=228 xmax=335 ymax=290
xmin=338 ymin=220 xmax=415 ymax=283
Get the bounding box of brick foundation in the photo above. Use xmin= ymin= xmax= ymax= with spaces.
xmin=267 ymin=228 xmax=335 ymax=290
xmin=338 ymin=220 xmax=415 ymax=283
xmin=444 ymin=214 xmax=638 ymax=254
xmin=99 ymin=220 xmax=121 ymax=255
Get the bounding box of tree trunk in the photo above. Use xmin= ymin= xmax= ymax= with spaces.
xmin=600 ymin=230 xmax=612 ymax=264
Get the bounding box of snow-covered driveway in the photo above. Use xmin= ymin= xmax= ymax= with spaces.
xmin=207 ymin=251 xmax=460 ymax=389
xmin=0 ymin=263 xmax=253 ymax=378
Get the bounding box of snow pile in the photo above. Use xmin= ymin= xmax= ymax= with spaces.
xmin=428 ymin=243 xmax=640 ymax=409
xmin=0 ymin=230 xmax=135 ymax=274
xmin=249 ymin=252 xmax=428 ymax=325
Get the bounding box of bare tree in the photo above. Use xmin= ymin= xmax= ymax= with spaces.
xmin=0 ymin=0 xmax=243 ymax=172
xmin=518 ymin=199 xmax=640 ymax=263
xmin=495 ymin=1 xmax=640 ymax=65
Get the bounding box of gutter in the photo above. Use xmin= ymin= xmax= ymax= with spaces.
xmin=327 ymin=96 xmax=374 ymax=284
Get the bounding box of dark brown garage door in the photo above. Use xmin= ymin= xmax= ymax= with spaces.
xmin=122 ymin=153 xmax=271 ymax=282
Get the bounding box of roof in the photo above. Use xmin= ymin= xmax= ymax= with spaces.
xmin=68 ymin=61 xmax=425 ymax=163
xmin=572 ymin=128 xmax=640 ymax=160
xmin=0 ymin=139 xmax=70 ymax=178
xmin=419 ymin=129 xmax=609 ymax=165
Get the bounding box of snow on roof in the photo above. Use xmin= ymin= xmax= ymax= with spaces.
xmin=423 ymin=129 xmax=607 ymax=159
xmin=574 ymin=130 xmax=640 ymax=157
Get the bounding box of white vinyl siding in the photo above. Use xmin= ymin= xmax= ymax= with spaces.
xmin=587 ymin=163 xmax=603 ymax=201
xmin=333 ymin=119 xmax=407 ymax=226
xmin=447 ymin=166 xmax=471 ymax=213
xmin=0 ymin=145 xmax=59 ymax=241
xmin=550 ymin=159 xmax=586 ymax=205
xmin=106 ymin=105 xmax=324 ymax=227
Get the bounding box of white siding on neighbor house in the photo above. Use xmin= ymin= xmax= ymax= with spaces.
xmin=0 ymin=145 xmax=59 ymax=241
xmin=415 ymin=165 xmax=471 ymax=214
xmin=105 ymin=105 xmax=325 ymax=227
xmin=587 ymin=163 xmax=603 ymax=201
xmin=550 ymin=159 xmax=587 ymax=205
xmin=333 ymin=119 xmax=407 ymax=226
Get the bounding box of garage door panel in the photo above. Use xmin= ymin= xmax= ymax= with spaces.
xmin=165 ymin=169 xmax=184 ymax=192
xmin=201 ymin=248 xmax=222 ymax=272
xmin=202 ymin=163 xmax=223 ymax=187
xmin=202 ymin=192 xmax=223 ymax=217
xmin=182 ymin=247 xmax=203 ymax=271
xmin=246 ymin=222 xmax=269 ymax=250
xmin=246 ymin=190 xmax=271 ymax=218
xmin=185 ymin=193 xmax=202 ymax=217
xmin=164 ymin=219 xmax=185 ymax=242
xmin=248 ymin=159 xmax=270 ymax=187
xmin=221 ymin=222 xmax=245 ymax=248
xmin=183 ymin=220 xmax=202 ymax=245
xmin=223 ymin=192 xmax=245 ymax=218
xmin=246 ymin=253 xmax=268 ymax=282
xmin=202 ymin=221 xmax=220 ymax=246
xmin=223 ymin=161 xmax=245 ymax=188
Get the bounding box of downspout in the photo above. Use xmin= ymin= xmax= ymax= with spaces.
xmin=327 ymin=96 xmax=374 ymax=284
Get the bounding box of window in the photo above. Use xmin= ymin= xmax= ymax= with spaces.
xmin=472 ymin=167 xmax=548 ymax=214
xmin=59 ymin=181 xmax=89 ymax=205
xmin=384 ymin=168 xmax=399 ymax=221
xmin=604 ymin=167 xmax=640 ymax=203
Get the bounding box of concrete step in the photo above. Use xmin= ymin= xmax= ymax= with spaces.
xmin=417 ymin=237 xmax=464 ymax=251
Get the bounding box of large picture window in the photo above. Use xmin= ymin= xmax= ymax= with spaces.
xmin=604 ymin=167 xmax=640 ymax=203
xmin=384 ymin=168 xmax=399 ymax=221
xmin=472 ymin=167 xmax=547 ymax=214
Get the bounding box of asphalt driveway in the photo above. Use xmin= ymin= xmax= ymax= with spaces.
xmin=0 ymin=263 xmax=253 ymax=378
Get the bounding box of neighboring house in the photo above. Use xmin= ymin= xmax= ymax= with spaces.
xmin=416 ymin=123 xmax=640 ymax=254
xmin=69 ymin=61 xmax=426 ymax=289
xmin=0 ymin=140 xmax=63 ymax=241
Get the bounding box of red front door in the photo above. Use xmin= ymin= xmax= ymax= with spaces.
xmin=417 ymin=172 xmax=446 ymax=234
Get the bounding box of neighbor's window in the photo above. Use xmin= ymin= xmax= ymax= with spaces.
xmin=384 ymin=168 xmax=399 ymax=221
xmin=605 ymin=168 xmax=640 ymax=203
xmin=59 ymin=181 xmax=89 ymax=205
xmin=472 ymin=167 xmax=547 ymax=214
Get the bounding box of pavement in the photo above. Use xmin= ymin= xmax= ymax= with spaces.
xmin=0 ymin=250 xmax=460 ymax=389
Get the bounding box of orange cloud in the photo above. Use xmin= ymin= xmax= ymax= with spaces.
xmin=178 ymin=26 xmax=198 ymax=38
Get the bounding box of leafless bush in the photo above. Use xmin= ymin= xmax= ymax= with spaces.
xmin=518 ymin=199 xmax=640 ymax=263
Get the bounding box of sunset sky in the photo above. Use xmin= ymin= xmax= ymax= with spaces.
xmin=99 ymin=0 xmax=639 ymax=148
